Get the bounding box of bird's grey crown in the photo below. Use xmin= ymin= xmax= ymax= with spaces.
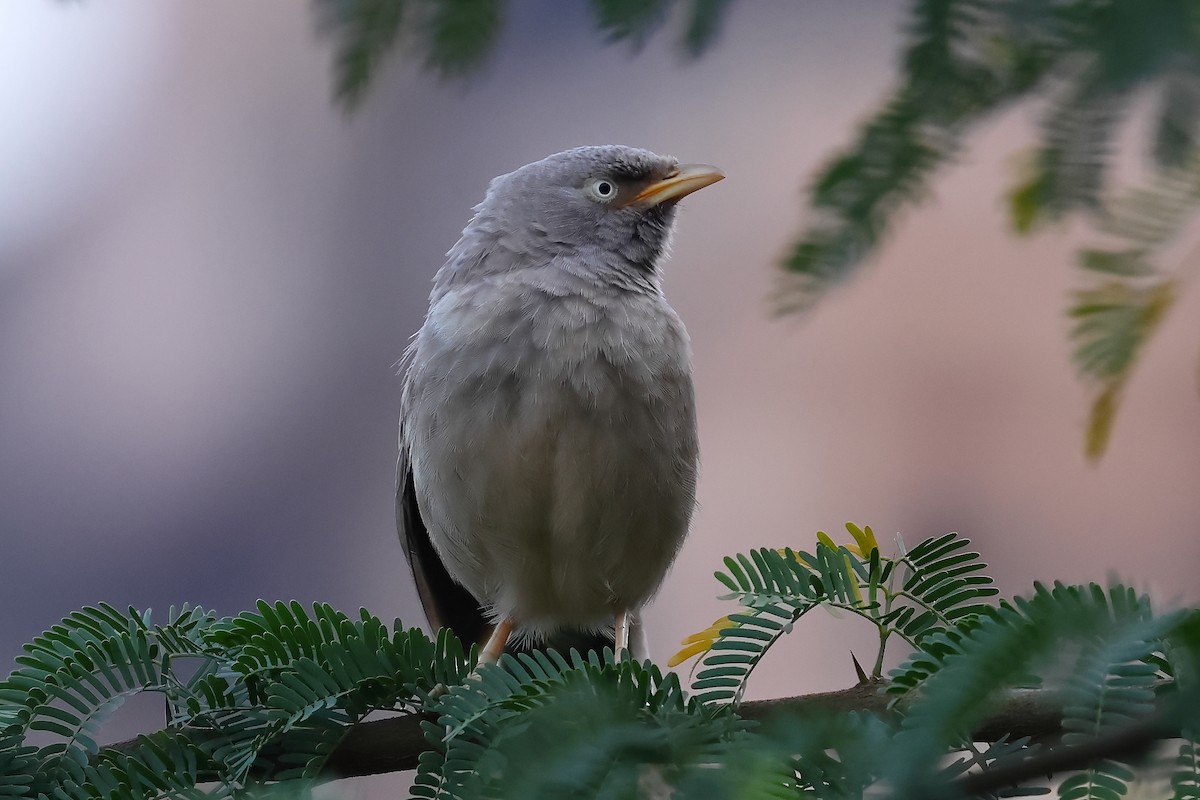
xmin=432 ymin=146 xmax=682 ymax=299
xmin=502 ymin=145 xmax=679 ymax=185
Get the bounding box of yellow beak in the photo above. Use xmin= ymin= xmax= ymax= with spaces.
xmin=632 ymin=164 xmax=725 ymax=206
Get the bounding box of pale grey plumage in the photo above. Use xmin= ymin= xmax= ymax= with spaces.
xmin=398 ymin=145 xmax=720 ymax=654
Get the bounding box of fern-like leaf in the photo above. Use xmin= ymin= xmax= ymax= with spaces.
xmin=412 ymin=0 xmax=504 ymax=78
xmin=1173 ymin=734 xmax=1200 ymax=800
xmin=887 ymin=583 xmax=1170 ymax=798
xmin=314 ymin=0 xmax=407 ymax=109
xmin=681 ymin=0 xmax=731 ymax=57
xmin=682 ymin=529 xmax=997 ymax=703
xmin=1153 ymin=72 xmax=1200 ymax=170
xmin=417 ymin=648 xmax=740 ymax=799
xmin=1069 ymin=275 xmax=1177 ymax=460
xmin=588 ymin=0 xmax=672 ymax=49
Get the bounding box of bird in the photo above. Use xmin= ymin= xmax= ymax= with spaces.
xmin=397 ymin=145 xmax=723 ymax=665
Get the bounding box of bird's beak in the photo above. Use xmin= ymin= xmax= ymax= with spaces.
xmin=631 ymin=164 xmax=725 ymax=206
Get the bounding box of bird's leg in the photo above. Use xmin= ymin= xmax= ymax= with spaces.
xmin=434 ymin=619 xmax=512 ymax=701
xmin=628 ymin=616 xmax=647 ymax=661
xmin=614 ymin=610 xmax=632 ymax=660
xmin=614 ymin=610 xmax=647 ymax=661
xmin=478 ymin=617 xmax=514 ymax=666
xmin=427 ymin=620 xmax=514 ymax=704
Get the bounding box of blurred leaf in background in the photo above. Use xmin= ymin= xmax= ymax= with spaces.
xmin=316 ymin=0 xmax=1200 ymax=458
xmin=315 ymin=0 xmax=733 ymax=108
xmin=783 ymin=0 xmax=1200 ymax=459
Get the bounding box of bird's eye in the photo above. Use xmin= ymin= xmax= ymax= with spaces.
xmin=586 ymin=177 xmax=618 ymax=202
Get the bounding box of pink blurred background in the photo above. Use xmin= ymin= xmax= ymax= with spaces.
xmin=2 ymin=2 xmax=1199 ymax=796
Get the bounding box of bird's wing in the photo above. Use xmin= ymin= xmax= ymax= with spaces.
xmin=397 ymin=424 xmax=617 ymax=657
xmin=396 ymin=444 xmax=617 ymax=656
xmin=396 ymin=436 xmax=492 ymax=651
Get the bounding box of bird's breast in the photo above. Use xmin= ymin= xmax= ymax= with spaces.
xmin=405 ymin=279 xmax=698 ymax=635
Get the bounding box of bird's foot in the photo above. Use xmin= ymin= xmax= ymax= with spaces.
xmin=614 ymin=609 xmax=648 ymax=662
xmin=615 ymin=609 xmax=632 ymax=660
xmin=478 ymin=617 xmax=514 ymax=666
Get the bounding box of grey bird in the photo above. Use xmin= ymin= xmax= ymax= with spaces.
xmin=397 ymin=145 xmax=723 ymax=664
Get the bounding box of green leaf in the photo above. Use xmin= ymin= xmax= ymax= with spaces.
xmin=681 ymin=0 xmax=731 ymax=57
xmin=1154 ymin=74 xmax=1200 ymax=169
xmin=588 ymin=0 xmax=672 ymax=48
xmin=1069 ymin=277 xmax=1176 ymax=460
xmin=1079 ymin=248 xmax=1154 ymax=277
xmin=420 ymin=0 xmax=504 ymax=77
xmin=315 ymin=0 xmax=407 ymax=110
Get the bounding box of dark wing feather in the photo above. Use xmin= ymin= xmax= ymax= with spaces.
xmin=396 ymin=444 xmax=491 ymax=650
xmin=397 ymin=433 xmax=615 ymax=657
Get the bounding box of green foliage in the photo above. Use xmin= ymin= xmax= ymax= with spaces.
xmin=315 ymin=0 xmax=506 ymax=105
xmin=316 ymin=0 xmax=1200 ymax=460
xmin=420 ymin=0 xmax=504 ymax=77
xmin=1070 ymin=271 xmax=1176 ymax=459
xmin=0 ymin=601 xmax=469 ymax=796
xmin=413 ymin=650 xmax=743 ymax=799
xmin=785 ymin=0 xmax=1200 ymax=457
xmin=782 ymin=0 xmax=1055 ymax=310
xmin=1174 ymin=735 xmax=1200 ymax=800
xmin=315 ymin=0 xmax=407 ymax=109
xmin=588 ymin=0 xmax=674 ymax=49
xmin=3 ymin=530 xmax=1200 ymax=797
xmin=886 ymin=582 xmax=1175 ymax=798
xmin=586 ymin=0 xmax=731 ymax=57
xmin=675 ymin=528 xmax=1200 ymax=799
xmin=1065 ymin=154 xmax=1200 ymax=458
xmin=791 ymin=0 xmax=1200 ymax=278
xmin=679 ymin=0 xmax=731 ymax=58
xmin=314 ymin=0 xmax=731 ymax=107
xmin=677 ymin=525 xmax=998 ymax=703
xmin=315 ymin=0 xmax=1200 ymax=456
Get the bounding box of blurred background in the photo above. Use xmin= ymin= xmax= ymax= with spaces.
xmin=2 ymin=2 xmax=1199 ymax=796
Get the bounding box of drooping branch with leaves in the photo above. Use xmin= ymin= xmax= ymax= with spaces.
xmin=789 ymin=0 xmax=1200 ymax=459
xmin=316 ymin=0 xmax=1200 ymax=458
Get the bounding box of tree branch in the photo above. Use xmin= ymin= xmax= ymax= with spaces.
xmin=956 ymin=710 xmax=1173 ymax=797
xmin=103 ymin=683 xmax=1072 ymax=781
xmin=735 ymin=682 xmax=1066 ymax=742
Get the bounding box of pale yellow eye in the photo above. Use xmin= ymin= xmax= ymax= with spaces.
xmin=585 ymin=176 xmax=618 ymax=202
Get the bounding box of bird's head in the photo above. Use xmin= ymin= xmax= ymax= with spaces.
xmin=449 ymin=146 xmax=723 ymax=286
